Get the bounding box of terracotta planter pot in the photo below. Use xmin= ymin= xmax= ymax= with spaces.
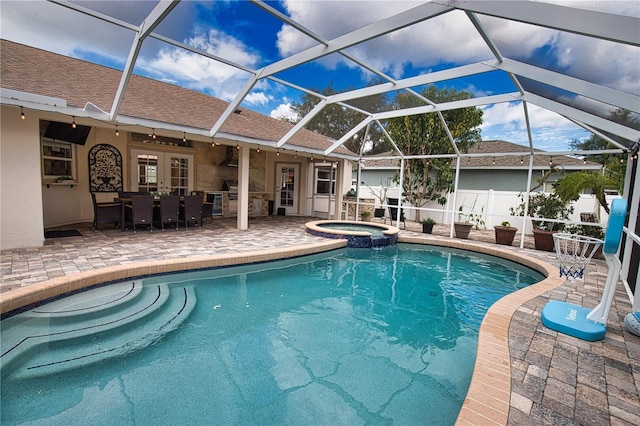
xmin=454 ymin=222 xmax=473 ymax=239
xmin=532 ymin=228 xmax=556 ymax=252
xmin=494 ymin=225 xmax=517 ymax=246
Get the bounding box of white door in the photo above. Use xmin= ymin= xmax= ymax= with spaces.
xmin=276 ymin=163 xmax=299 ymax=215
xmin=130 ymin=149 xmax=194 ymax=195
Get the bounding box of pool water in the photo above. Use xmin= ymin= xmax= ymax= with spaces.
xmin=1 ymin=244 xmax=543 ymax=425
xmin=317 ymin=222 xmax=386 ymax=236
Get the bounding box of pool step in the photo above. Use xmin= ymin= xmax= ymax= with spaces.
xmin=1 ymin=281 xmax=196 ymax=379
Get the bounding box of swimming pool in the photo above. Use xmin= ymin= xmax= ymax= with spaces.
xmin=1 ymin=244 xmax=543 ymax=425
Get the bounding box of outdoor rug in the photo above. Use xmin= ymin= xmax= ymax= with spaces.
xmin=44 ymin=230 xmax=83 ymax=239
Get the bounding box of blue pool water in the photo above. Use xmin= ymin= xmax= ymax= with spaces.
xmin=317 ymin=223 xmax=386 ymax=236
xmin=1 ymin=244 xmax=543 ymax=425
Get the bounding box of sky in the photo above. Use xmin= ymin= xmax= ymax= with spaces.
xmin=2 ymin=0 xmax=638 ymax=152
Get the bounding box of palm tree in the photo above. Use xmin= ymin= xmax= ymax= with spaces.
xmin=555 ymin=171 xmax=614 ymax=215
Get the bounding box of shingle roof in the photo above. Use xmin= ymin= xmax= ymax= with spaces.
xmin=359 ymin=140 xmax=600 ymax=170
xmin=0 ymin=39 xmax=354 ymax=156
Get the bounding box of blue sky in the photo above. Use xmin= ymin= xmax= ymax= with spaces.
xmin=2 ymin=1 xmax=637 ymax=151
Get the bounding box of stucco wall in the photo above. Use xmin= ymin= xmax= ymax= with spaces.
xmin=1 ymin=106 xmax=45 ymax=249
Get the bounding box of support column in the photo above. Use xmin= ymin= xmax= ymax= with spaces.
xmin=237 ymin=146 xmax=249 ymax=230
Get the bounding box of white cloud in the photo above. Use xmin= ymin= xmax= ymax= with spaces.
xmin=0 ymin=1 xmax=132 ymax=62
xmin=138 ymin=29 xmax=261 ymax=101
xmin=270 ymin=103 xmax=298 ymax=121
xmin=244 ymin=92 xmax=271 ymax=106
xmin=277 ymin=2 xmax=492 ymax=79
xmin=481 ymin=102 xmax=590 ymax=150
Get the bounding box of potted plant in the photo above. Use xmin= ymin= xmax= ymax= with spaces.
xmin=454 ymin=206 xmax=474 ymax=239
xmin=494 ymin=221 xmax=518 ymax=246
xmin=511 ymin=192 xmax=573 ymax=252
xmin=421 ymin=217 xmax=436 ymax=234
xmin=360 ymin=210 xmax=371 ymax=222
xmin=367 ymin=182 xmax=389 ymax=219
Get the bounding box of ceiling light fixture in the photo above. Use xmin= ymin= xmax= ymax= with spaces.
xmin=115 ymin=125 xmax=119 ymax=137
xmin=71 ymin=116 xmax=76 ymax=128
xmin=20 ymin=107 xmax=25 ymax=120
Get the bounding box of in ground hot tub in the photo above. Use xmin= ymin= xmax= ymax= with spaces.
xmin=305 ymin=220 xmax=400 ymax=248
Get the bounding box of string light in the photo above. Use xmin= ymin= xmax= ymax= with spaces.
xmin=549 ymin=156 xmax=553 ymax=167
xmin=236 ymin=142 xmax=240 ymax=150
xmin=115 ymin=125 xmax=119 ymax=137
xmin=295 ymin=151 xmax=298 ymax=158
xmin=72 ymin=116 xmax=76 ymax=128
xmin=276 ymin=149 xmax=280 ymax=156
xmin=20 ymin=106 xmax=25 ymax=120
xmin=256 ymin=145 xmax=260 ymax=153
xmin=492 ymin=157 xmax=495 ymax=165
xmin=183 ymin=132 xmax=186 ymax=143
xmin=211 ymin=137 xmax=215 ymax=147
xmin=151 ymin=128 xmax=156 ymax=139
xmin=583 ymin=158 xmax=587 ymax=164
xmin=520 ymin=156 xmax=524 ymax=165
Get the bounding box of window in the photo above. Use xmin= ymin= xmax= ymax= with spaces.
xmin=316 ymin=166 xmax=336 ymax=195
xmin=42 ymin=138 xmax=75 ymax=179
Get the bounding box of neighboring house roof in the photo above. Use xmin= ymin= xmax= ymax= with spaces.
xmin=358 ymin=140 xmax=601 ymax=170
xmin=0 ymin=39 xmax=354 ymax=157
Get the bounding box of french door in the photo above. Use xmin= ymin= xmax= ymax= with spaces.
xmin=130 ymin=149 xmax=193 ymax=195
xmin=276 ymin=163 xmax=299 ymax=215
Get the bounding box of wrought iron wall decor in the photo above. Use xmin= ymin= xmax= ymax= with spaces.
xmin=88 ymin=144 xmax=123 ymax=192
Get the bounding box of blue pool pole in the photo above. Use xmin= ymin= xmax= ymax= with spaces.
xmin=541 ymin=198 xmax=627 ymax=341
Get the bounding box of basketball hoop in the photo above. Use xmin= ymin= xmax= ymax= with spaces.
xmin=553 ymin=233 xmax=603 ymax=279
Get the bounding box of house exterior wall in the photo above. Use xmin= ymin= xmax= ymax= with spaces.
xmin=1 ymin=106 xmax=45 ymax=249
xmin=0 ymin=105 xmax=354 ymax=250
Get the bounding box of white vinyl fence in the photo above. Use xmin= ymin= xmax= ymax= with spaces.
xmin=349 ymin=186 xmax=612 ymax=234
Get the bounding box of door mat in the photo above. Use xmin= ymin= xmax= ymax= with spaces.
xmin=44 ymin=230 xmax=83 ymax=239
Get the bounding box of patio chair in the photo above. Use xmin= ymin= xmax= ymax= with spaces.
xmin=202 ymin=193 xmax=215 ymax=224
xmin=125 ymin=195 xmax=154 ymax=232
xmin=154 ymin=195 xmax=180 ymax=231
xmin=118 ymin=191 xmax=140 ymax=199
xmin=91 ymin=192 xmax=121 ymax=230
xmin=180 ymin=195 xmax=203 ymax=229
xmin=387 ymin=198 xmax=406 ymax=229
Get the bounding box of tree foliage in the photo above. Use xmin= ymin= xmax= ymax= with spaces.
xmin=287 ymin=82 xmax=390 ymax=153
xmin=386 ymin=86 xmax=483 ymax=218
xmin=569 ymin=108 xmax=639 ymax=194
xmin=555 ymin=171 xmax=614 ymax=214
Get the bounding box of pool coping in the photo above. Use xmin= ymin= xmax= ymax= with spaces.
xmin=0 ymin=236 xmax=563 ymax=425
xmin=305 ymin=219 xmax=400 ymax=237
